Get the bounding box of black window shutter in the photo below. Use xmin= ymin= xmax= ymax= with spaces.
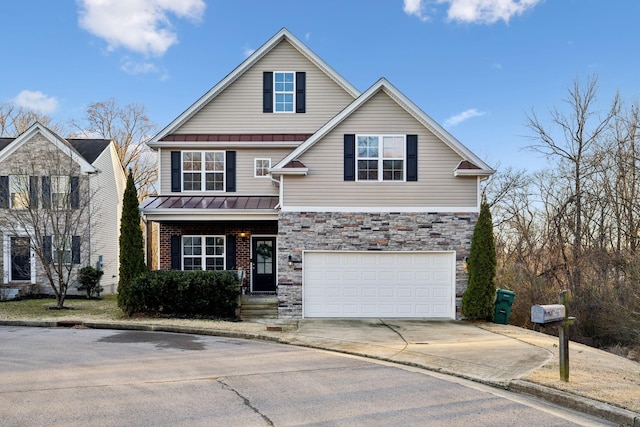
xmin=226 ymin=151 xmax=236 ymax=192
xmin=226 ymin=235 xmax=236 ymax=270
xmin=70 ymin=176 xmax=80 ymax=209
xmin=43 ymin=236 xmax=52 ymax=263
xmin=407 ymin=135 xmax=418 ymax=182
xmin=344 ymin=134 xmax=356 ymax=181
xmin=29 ymin=176 xmax=38 ymax=208
xmin=263 ymin=72 xmax=273 ymax=113
xmin=296 ymin=72 xmax=306 ymax=113
xmin=72 ymin=236 xmax=81 ymax=264
xmin=42 ymin=176 xmax=51 ymax=209
xmin=0 ymin=176 xmax=8 ymax=208
xmin=171 ymin=151 xmax=181 ymax=192
xmin=170 ymin=235 xmax=181 ymax=270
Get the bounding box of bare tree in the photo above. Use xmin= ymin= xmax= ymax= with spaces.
xmin=526 ymin=75 xmax=618 ymax=293
xmin=0 ymin=102 xmax=63 ymax=136
xmin=0 ymin=133 xmax=95 ymax=308
xmin=70 ymin=98 xmax=157 ymax=199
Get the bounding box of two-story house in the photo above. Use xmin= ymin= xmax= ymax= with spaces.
xmin=0 ymin=122 xmax=126 ymax=298
xmin=141 ymin=28 xmax=494 ymax=319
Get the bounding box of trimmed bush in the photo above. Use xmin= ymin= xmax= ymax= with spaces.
xmin=77 ymin=265 xmax=104 ymax=299
xmin=120 ymin=270 xmax=240 ymax=319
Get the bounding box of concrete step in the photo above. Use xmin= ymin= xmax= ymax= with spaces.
xmin=240 ymin=296 xmax=278 ymax=319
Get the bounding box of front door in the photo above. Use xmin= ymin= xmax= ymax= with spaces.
xmin=252 ymin=237 xmax=276 ymax=293
xmin=11 ymin=237 xmax=31 ymax=281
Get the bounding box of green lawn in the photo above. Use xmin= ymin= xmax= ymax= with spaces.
xmin=0 ymin=294 xmax=125 ymax=320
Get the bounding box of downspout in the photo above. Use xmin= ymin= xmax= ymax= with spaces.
xmin=270 ymin=173 xmax=282 ymax=210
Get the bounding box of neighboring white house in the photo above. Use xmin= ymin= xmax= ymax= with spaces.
xmin=0 ymin=122 xmax=126 ymax=297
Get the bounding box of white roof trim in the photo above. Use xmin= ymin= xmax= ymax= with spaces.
xmin=454 ymin=169 xmax=494 ymax=177
xmin=140 ymin=210 xmax=278 ymax=222
xmin=148 ymin=141 xmax=301 ymax=150
xmin=272 ymin=78 xmax=494 ymax=175
xmin=269 ymin=167 xmax=308 ymax=176
xmin=0 ymin=122 xmax=97 ymax=174
xmin=279 ymin=205 xmax=481 ymax=213
xmin=151 ymin=28 xmax=361 ymax=144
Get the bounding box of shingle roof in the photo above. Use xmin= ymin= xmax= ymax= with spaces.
xmin=0 ymin=136 xmax=109 ymax=165
xmin=67 ymin=139 xmax=110 ymax=164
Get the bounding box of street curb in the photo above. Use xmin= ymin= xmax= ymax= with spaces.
xmin=508 ymin=380 xmax=640 ymax=427
xmin=2 ymin=319 xmax=639 ymax=425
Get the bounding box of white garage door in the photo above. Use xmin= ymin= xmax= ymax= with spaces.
xmin=303 ymin=251 xmax=455 ymax=318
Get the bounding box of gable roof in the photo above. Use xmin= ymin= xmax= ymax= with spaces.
xmin=0 ymin=122 xmax=99 ymax=174
xmin=271 ymin=78 xmax=495 ymax=177
xmin=150 ymin=28 xmax=361 ymax=144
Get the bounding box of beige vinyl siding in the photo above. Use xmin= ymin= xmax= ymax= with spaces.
xmin=90 ymin=143 xmax=126 ymax=294
xmin=174 ymin=40 xmax=355 ymax=135
xmin=159 ymin=147 xmax=289 ymax=196
xmin=282 ymin=91 xmax=479 ymax=208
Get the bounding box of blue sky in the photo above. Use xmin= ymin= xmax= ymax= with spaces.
xmin=2 ymin=0 xmax=638 ymax=172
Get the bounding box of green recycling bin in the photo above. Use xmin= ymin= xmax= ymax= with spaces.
xmin=494 ymin=289 xmax=516 ymax=324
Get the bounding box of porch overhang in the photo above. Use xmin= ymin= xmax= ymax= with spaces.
xmin=140 ymin=195 xmax=280 ymax=221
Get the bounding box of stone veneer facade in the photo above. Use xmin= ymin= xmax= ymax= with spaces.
xmin=276 ymin=211 xmax=478 ymax=318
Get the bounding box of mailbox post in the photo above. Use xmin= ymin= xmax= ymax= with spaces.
xmin=531 ymin=290 xmax=575 ymax=382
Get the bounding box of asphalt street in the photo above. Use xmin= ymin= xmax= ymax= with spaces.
xmin=0 ymin=326 xmax=614 ymax=426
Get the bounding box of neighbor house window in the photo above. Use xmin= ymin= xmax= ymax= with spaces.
xmin=182 ymin=151 xmax=225 ymax=191
xmin=51 ymin=176 xmax=70 ymax=209
xmin=254 ymin=158 xmax=271 ymax=178
xmin=52 ymin=236 xmax=72 ymax=264
xmin=9 ymin=175 xmax=29 ymax=209
xmin=274 ymin=72 xmax=295 ymax=112
xmin=182 ymin=236 xmax=225 ymax=270
xmin=356 ymin=135 xmax=405 ymax=181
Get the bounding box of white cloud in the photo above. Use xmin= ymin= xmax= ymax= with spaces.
xmin=12 ymin=90 xmax=59 ymax=114
xmin=404 ymin=0 xmax=430 ymax=22
xmin=445 ymin=0 xmax=542 ymax=24
xmin=404 ymin=0 xmax=542 ymax=24
xmin=444 ymin=108 xmax=485 ymax=127
xmin=242 ymin=45 xmax=255 ymax=58
xmin=78 ymin=0 xmax=206 ymax=56
xmin=120 ymin=57 xmax=159 ymax=75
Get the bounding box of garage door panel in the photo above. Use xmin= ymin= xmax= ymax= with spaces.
xmin=304 ymin=252 xmax=455 ymax=318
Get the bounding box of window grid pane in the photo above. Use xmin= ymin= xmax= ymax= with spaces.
xmin=183 ymin=236 xmax=225 ymax=271
xmin=52 ymin=176 xmax=70 ymax=209
xmin=255 ymin=159 xmax=271 ymax=177
xmin=274 ymin=72 xmax=294 ymax=112
xmin=182 ymin=151 xmax=225 ymax=191
xmin=356 ymin=135 xmax=405 ymax=182
xmin=9 ymin=175 xmax=29 ymax=209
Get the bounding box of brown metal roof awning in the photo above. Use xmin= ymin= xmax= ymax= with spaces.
xmin=141 ymin=195 xmax=279 ymax=211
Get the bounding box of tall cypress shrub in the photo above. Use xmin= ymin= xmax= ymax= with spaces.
xmin=462 ymin=198 xmax=497 ymax=320
xmin=118 ymin=171 xmax=146 ymax=309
